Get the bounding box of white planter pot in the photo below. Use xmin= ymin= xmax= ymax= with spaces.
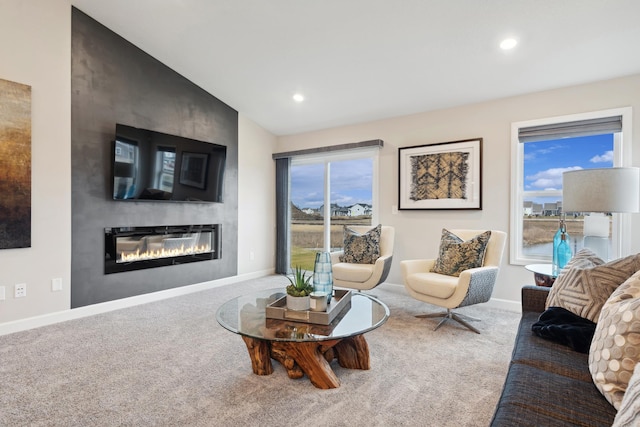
xmin=286 ymin=294 xmax=310 ymax=311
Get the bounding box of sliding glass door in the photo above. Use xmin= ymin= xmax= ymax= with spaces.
xmin=289 ymin=153 xmax=376 ymax=271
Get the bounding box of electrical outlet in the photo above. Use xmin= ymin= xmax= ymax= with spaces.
xmin=51 ymin=278 xmax=63 ymax=292
xmin=15 ymin=283 xmax=26 ymax=298
xmin=0 ymin=286 xmax=5 ymax=301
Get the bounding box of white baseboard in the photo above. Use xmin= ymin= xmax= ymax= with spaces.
xmin=0 ymin=268 xmax=275 ymax=337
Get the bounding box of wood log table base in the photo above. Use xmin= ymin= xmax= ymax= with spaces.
xmin=241 ymin=335 xmax=370 ymax=389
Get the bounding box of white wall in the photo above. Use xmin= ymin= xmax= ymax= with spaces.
xmin=0 ymin=0 xmax=71 ymax=323
xmin=238 ymin=114 xmax=277 ymax=275
xmin=277 ymin=73 xmax=640 ymax=306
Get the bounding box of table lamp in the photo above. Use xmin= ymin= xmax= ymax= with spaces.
xmin=562 ymin=167 xmax=640 ymax=260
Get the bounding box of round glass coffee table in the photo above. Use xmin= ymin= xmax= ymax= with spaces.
xmin=216 ymin=288 xmax=389 ymax=389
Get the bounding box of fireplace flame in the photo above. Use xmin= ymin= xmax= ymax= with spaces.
xmin=118 ymin=244 xmax=212 ymax=263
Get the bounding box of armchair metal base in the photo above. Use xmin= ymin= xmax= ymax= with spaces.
xmin=416 ymin=309 xmax=481 ymax=334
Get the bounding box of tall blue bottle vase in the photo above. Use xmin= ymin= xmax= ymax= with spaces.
xmin=557 ymin=233 xmax=573 ymax=271
xmin=552 ymin=218 xmax=570 ymax=276
xmin=313 ymin=252 xmax=333 ymax=304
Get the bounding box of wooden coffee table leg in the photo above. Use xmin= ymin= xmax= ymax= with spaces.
xmin=241 ymin=336 xmax=273 ymax=375
xmin=271 ymin=344 xmax=304 ymax=379
xmin=241 ymin=336 xmax=370 ymax=388
xmin=272 ymin=340 xmax=341 ymax=389
xmin=334 ymin=335 xmax=370 ymax=370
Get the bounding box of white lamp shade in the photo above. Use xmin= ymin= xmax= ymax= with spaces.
xmin=562 ymin=167 xmax=640 ymax=213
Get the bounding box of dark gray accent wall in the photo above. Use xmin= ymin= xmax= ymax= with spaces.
xmin=71 ymin=8 xmax=238 ymax=308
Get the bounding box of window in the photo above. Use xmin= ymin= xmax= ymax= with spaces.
xmin=290 ymin=151 xmax=377 ymax=271
xmin=510 ymin=108 xmax=632 ymax=265
xmin=273 ymin=141 xmax=381 ymax=274
xmin=153 ymin=147 xmax=176 ymax=192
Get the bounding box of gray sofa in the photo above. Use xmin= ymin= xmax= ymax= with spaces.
xmin=490 ymin=285 xmax=617 ymax=426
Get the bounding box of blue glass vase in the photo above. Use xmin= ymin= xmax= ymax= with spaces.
xmin=557 ymin=233 xmax=572 ymax=271
xmin=313 ymin=252 xmax=333 ymax=304
xmin=552 ymin=217 xmax=570 ymax=276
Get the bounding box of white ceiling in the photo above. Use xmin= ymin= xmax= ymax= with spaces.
xmin=71 ymin=0 xmax=640 ymax=136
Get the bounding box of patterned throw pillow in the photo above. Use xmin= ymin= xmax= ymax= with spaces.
xmin=546 ymin=251 xmax=640 ymax=323
xmin=339 ymin=224 xmax=381 ymax=264
xmin=611 ymin=363 xmax=640 ymax=427
xmin=613 ymin=362 xmax=640 ymax=426
xmin=589 ymin=270 xmax=640 ymax=410
xmin=558 ymin=248 xmax=605 ymax=274
xmin=430 ymin=229 xmax=491 ymax=277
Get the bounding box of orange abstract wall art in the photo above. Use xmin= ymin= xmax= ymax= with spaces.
xmin=0 ymin=78 xmax=31 ymax=249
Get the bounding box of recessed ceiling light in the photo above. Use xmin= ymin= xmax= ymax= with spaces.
xmin=293 ymin=93 xmax=304 ymax=103
xmin=500 ymin=38 xmax=518 ymax=50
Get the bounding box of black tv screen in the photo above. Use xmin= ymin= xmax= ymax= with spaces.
xmin=112 ymin=124 xmax=226 ymax=203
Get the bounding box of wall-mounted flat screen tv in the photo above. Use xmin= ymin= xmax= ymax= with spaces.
xmin=112 ymin=124 xmax=226 ymax=203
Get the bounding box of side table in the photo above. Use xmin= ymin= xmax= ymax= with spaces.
xmin=525 ymin=264 xmax=557 ymax=287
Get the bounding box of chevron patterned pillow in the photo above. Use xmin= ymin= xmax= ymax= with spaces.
xmin=546 ymin=251 xmax=640 ymax=323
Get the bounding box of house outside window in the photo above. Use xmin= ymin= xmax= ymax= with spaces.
xmin=510 ymin=108 xmax=633 ymax=265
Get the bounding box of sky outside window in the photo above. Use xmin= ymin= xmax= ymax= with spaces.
xmin=524 ymin=134 xmax=614 ymax=196
xmin=291 ymin=158 xmax=373 ymax=209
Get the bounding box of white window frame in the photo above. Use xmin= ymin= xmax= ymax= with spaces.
xmin=510 ymin=107 xmax=633 ymax=265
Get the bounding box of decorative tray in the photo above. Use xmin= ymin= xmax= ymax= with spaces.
xmin=265 ymin=289 xmax=352 ymax=325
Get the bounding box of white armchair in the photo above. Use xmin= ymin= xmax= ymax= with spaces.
xmin=330 ymin=225 xmax=395 ymax=291
xmin=401 ymin=229 xmax=507 ymax=333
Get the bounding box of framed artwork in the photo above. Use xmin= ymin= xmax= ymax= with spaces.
xmin=179 ymin=152 xmax=209 ymax=189
xmin=398 ymin=138 xmax=482 ymax=210
xmin=0 ymin=78 xmax=32 ymax=249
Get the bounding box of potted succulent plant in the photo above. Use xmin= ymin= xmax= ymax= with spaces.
xmin=286 ymin=266 xmax=314 ymax=311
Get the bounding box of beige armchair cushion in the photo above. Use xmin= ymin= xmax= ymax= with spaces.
xmin=404 ymin=272 xmax=459 ymax=299
xmin=332 ymin=263 xmax=375 ymax=283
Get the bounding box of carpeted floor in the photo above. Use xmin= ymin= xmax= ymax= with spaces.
xmin=0 ymin=275 xmax=520 ymax=426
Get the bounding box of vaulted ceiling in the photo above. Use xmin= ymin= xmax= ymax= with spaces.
xmin=71 ymin=0 xmax=640 ymax=136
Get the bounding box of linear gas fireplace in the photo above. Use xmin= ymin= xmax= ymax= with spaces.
xmin=104 ymin=224 xmax=220 ymax=274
